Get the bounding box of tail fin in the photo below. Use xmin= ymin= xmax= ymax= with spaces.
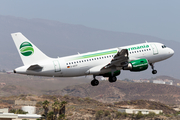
xmin=11 ymin=32 xmax=50 ymax=65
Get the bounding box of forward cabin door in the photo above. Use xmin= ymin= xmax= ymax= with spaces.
xmin=151 ymin=44 xmax=158 ymax=55
xmin=53 ymin=60 xmax=61 ymax=72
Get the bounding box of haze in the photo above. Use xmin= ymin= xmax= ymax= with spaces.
xmin=0 ymin=0 xmax=180 ymax=42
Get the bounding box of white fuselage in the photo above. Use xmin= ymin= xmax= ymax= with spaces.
xmin=14 ymin=42 xmax=174 ymax=77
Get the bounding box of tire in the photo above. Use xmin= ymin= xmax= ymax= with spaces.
xmin=91 ymin=79 xmax=99 ymax=86
xmin=109 ymin=76 xmax=117 ymax=83
xmin=152 ymin=70 xmax=157 ymax=74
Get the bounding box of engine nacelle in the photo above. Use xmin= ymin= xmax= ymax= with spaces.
xmin=123 ymin=59 xmax=148 ymax=71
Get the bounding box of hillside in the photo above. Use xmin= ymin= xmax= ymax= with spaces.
xmin=1 ymin=72 xmax=180 ymax=105
xmin=60 ymin=80 xmax=180 ymax=105
xmin=0 ymin=72 xmax=90 ymax=96
xmin=152 ymin=75 xmax=180 ymax=85
xmin=0 ymin=95 xmax=178 ymax=119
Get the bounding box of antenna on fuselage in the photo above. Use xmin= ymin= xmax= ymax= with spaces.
xmin=145 ymin=41 xmax=148 ymax=43
xmin=77 ymin=52 xmax=80 ymax=54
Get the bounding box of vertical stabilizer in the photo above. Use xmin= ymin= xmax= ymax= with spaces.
xmin=11 ymin=32 xmax=50 ymax=65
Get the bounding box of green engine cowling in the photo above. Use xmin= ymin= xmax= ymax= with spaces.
xmin=123 ymin=58 xmax=148 ymax=71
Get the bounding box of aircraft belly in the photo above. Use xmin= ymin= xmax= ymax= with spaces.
xmin=62 ymin=66 xmax=90 ymax=77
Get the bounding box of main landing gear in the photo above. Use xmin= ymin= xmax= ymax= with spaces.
xmin=109 ymin=76 xmax=117 ymax=83
xmin=150 ymin=63 xmax=157 ymax=74
xmin=91 ymin=75 xmax=99 ymax=86
xmin=91 ymin=75 xmax=117 ymax=86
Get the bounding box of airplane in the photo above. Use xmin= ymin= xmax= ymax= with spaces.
xmin=11 ymin=32 xmax=174 ymax=86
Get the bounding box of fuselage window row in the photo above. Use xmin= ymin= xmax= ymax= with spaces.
xmin=66 ymin=54 xmax=114 ymax=66
xmin=129 ymin=48 xmax=151 ymax=54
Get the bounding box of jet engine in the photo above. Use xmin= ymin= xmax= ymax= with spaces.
xmin=123 ymin=59 xmax=148 ymax=71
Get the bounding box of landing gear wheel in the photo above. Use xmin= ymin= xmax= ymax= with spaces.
xmin=109 ymin=76 xmax=117 ymax=83
xmin=150 ymin=63 xmax=157 ymax=75
xmin=91 ymin=79 xmax=99 ymax=86
xmin=152 ymin=70 xmax=157 ymax=74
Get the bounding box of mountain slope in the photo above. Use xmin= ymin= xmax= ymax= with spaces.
xmin=60 ymin=80 xmax=180 ymax=104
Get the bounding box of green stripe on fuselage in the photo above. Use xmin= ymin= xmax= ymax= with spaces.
xmin=69 ymin=49 xmax=117 ymax=60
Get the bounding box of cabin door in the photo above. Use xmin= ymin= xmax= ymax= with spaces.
xmin=53 ymin=60 xmax=61 ymax=72
xmin=151 ymin=44 xmax=158 ymax=55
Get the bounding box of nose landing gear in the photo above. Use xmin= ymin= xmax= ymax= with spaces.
xmin=152 ymin=70 xmax=157 ymax=74
xmin=150 ymin=63 xmax=157 ymax=74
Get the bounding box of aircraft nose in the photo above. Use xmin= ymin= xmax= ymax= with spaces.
xmin=168 ymin=48 xmax=174 ymax=56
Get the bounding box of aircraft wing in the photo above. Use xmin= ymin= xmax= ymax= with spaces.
xmin=86 ymin=48 xmax=129 ymax=75
xmin=103 ymin=48 xmax=129 ymax=69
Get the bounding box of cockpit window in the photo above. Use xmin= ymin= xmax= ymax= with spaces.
xmin=162 ymin=45 xmax=166 ymax=48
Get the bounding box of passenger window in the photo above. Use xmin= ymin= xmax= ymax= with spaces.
xmin=104 ymin=56 xmax=106 ymax=58
xmin=134 ymin=51 xmax=136 ymax=53
xmin=144 ymin=49 xmax=146 ymax=51
xmin=72 ymin=62 xmax=73 ymax=64
xmin=97 ymin=58 xmax=98 ymax=60
xmin=102 ymin=57 xmax=104 ymax=59
xmin=84 ymin=60 xmax=86 ymax=62
xmin=142 ymin=50 xmax=143 ymax=52
xmin=94 ymin=58 xmax=96 ymax=60
xmin=139 ymin=50 xmax=141 ymax=52
xmin=66 ymin=63 xmax=68 ymax=65
xmin=107 ymin=56 xmax=108 ymax=58
xmin=82 ymin=60 xmax=83 ymax=62
xmin=77 ymin=61 xmax=78 ymax=63
xmin=92 ymin=58 xmax=93 ymax=60
xmin=69 ymin=63 xmax=71 ymax=65
xmin=130 ymin=52 xmax=131 ymax=54
xmin=99 ymin=57 xmax=101 ymax=59
xmin=87 ymin=59 xmax=88 ymax=61
xmin=79 ymin=61 xmax=81 ymax=63
xmin=74 ymin=62 xmax=76 ymax=64
xmin=89 ymin=59 xmax=91 ymax=61
xmin=149 ymin=49 xmax=151 ymax=51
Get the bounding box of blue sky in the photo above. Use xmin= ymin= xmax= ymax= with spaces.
xmin=0 ymin=0 xmax=180 ymax=41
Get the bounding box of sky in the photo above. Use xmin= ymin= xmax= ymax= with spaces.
xmin=0 ymin=0 xmax=180 ymax=42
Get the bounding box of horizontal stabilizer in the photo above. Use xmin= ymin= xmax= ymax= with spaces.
xmin=27 ymin=64 xmax=43 ymax=72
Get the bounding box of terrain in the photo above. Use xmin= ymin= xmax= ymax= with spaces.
xmin=0 ymin=72 xmax=90 ymax=96
xmin=1 ymin=72 xmax=180 ymax=105
xmin=60 ymin=80 xmax=180 ymax=104
xmin=0 ymin=72 xmax=180 ymax=119
xmin=0 ymin=94 xmax=179 ymax=120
